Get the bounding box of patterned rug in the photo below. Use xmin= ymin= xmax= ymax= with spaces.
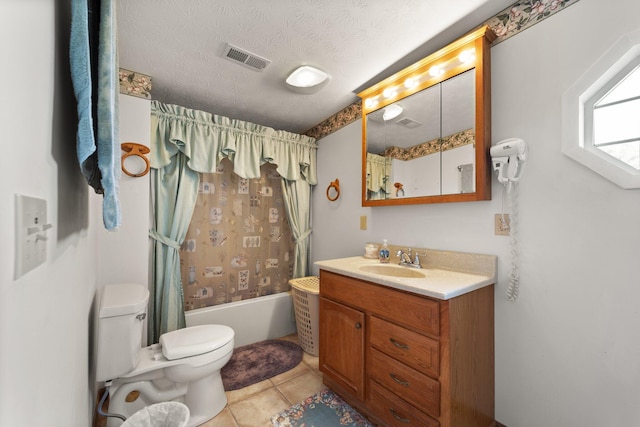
xmin=221 ymin=339 xmax=303 ymax=391
xmin=272 ymin=388 xmax=374 ymax=427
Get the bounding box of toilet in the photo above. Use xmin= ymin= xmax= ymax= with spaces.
xmin=96 ymin=283 xmax=235 ymax=427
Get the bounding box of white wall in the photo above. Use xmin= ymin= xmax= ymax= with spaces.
xmin=0 ymin=2 xmax=151 ymax=425
xmin=98 ymin=94 xmax=151 ymax=288
xmin=312 ymin=0 xmax=640 ymax=425
xmin=0 ymin=1 xmax=99 ymax=425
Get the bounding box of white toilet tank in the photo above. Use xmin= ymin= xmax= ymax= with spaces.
xmin=96 ymin=283 xmax=150 ymax=382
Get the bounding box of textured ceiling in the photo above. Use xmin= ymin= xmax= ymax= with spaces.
xmin=117 ymin=0 xmax=514 ymax=135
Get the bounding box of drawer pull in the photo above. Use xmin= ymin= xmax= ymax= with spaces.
xmin=390 ymin=373 xmax=409 ymax=387
xmin=390 ymin=408 xmax=410 ymax=423
xmin=390 ymin=337 xmax=409 ymax=349
xmin=355 ymin=322 xmax=362 ymax=329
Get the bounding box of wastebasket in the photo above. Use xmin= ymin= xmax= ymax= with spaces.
xmin=121 ymin=402 xmax=190 ymax=427
xmin=289 ymin=276 xmax=320 ymax=356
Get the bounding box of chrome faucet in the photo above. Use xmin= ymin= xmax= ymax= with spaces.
xmin=397 ymin=248 xmax=422 ymax=268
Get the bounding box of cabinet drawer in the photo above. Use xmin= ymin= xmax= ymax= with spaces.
xmin=369 ymin=348 xmax=440 ymax=417
xmin=320 ymin=270 xmax=440 ymax=336
xmin=369 ymin=380 xmax=440 ymax=427
xmin=370 ymin=315 xmax=439 ymax=378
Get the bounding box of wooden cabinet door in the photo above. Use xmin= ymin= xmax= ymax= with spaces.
xmin=320 ymin=297 xmax=365 ymax=400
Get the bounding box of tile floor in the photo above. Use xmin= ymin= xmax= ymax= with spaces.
xmin=198 ymin=334 xmax=326 ymax=427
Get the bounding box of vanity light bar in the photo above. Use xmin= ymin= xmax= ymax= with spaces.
xmin=358 ymin=25 xmax=498 ymax=115
xmin=363 ymin=48 xmax=476 ymax=109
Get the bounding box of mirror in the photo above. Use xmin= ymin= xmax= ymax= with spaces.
xmin=359 ymin=26 xmax=495 ymax=206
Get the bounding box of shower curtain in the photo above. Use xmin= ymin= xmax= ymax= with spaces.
xmin=148 ymin=101 xmax=317 ymax=342
xmin=366 ymin=153 xmax=392 ymax=200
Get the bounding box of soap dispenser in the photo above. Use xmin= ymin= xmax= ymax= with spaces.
xmin=379 ymin=239 xmax=390 ymax=263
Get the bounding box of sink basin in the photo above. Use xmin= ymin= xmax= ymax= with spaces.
xmin=359 ymin=264 xmax=426 ymax=278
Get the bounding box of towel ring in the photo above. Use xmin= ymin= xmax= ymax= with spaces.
xmin=326 ymin=178 xmax=340 ymax=201
xmin=121 ymin=142 xmax=150 ymax=177
xmin=394 ymin=182 xmax=404 ymax=197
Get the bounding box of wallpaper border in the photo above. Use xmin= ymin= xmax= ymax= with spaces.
xmin=119 ymin=68 xmax=152 ymax=99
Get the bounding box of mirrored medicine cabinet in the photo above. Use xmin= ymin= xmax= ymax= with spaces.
xmin=358 ymin=26 xmax=496 ymax=206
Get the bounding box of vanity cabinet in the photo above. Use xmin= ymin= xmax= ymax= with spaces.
xmin=319 ymin=269 xmax=495 ymax=427
xmin=319 ymin=297 xmax=365 ymax=400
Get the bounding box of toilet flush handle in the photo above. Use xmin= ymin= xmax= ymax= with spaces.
xmin=136 ymin=313 xmax=146 ymax=321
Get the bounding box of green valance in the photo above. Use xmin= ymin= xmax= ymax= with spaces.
xmin=150 ymin=101 xmax=317 ymax=184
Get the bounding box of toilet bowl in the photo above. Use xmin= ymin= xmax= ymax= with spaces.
xmin=96 ymin=283 xmax=235 ymax=427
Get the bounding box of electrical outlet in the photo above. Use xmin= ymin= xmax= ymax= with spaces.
xmin=360 ymin=215 xmax=367 ymax=230
xmin=494 ymin=214 xmax=510 ymax=236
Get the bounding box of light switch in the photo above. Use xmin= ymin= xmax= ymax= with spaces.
xmin=15 ymin=194 xmax=51 ymax=279
xmin=360 ymin=215 xmax=367 ymax=230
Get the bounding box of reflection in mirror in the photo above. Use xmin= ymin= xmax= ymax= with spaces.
xmin=366 ymin=71 xmax=476 ymax=199
xmin=441 ymin=70 xmax=476 ymax=195
xmin=359 ymin=26 xmax=495 ymax=206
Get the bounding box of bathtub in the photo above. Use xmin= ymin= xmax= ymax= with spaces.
xmin=185 ymin=292 xmax=297 ymax=347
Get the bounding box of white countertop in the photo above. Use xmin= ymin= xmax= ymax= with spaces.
xmin=315 ymin=254 xmax=496 ymax=300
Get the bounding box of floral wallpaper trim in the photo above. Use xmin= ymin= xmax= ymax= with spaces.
xmin=119 ymin=68 xmax=152 ymax=99
xmin=383 ymin=129 xmax=475 ymax=161
xmin=306 ymin=0 xmax=581 ymax=140
xmin=304 ymin=100 xmax=361 ymax=140
xmin=486 ymin=0 xmax=580 ymax=44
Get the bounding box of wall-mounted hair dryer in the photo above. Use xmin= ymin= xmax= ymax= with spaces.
xmin=490 ymin=138 xmax=527 ymax=188
xmin=491 ymin=138 xmax=528 ymax=301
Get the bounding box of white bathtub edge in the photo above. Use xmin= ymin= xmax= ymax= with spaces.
xmin=184 ymin=292 xmax=297 ymax=347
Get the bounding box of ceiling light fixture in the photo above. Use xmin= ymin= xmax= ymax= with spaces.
xmin=285 ymin=65 xmax=330 ymax=94
xmin=383 ymin=104 xmax=403 ymax=121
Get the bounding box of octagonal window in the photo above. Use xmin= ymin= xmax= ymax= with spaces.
xmin=562 ymin=29 xmax=640 ymax=189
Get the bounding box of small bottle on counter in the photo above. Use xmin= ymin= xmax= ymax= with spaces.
xmin=379 ymin=239 xmax=390 ymax=263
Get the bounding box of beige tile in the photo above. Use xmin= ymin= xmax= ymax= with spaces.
xmin=198 ymin=407 xmax=238 ymax=427
xmin=226 ymin=379 xmax=273 ymax=404
xmin=269 ymin=361 xmax=310 ymax=385
xmin=229 ymin=388 xmax=290 ymax=427
xmin=302 ymin=353 xmax=319 ymax=372
xmin=276 ymin=370 xmax=325 ymax=405
xmin=277 ymin=334 xmax=299 ymax=344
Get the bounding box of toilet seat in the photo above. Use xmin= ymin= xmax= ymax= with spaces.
xmin=160 ymin=324 xmax=235 ymax=360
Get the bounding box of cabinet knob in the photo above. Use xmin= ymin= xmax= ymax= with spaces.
xmin=355 ymin=322 xmax=362 ymax=329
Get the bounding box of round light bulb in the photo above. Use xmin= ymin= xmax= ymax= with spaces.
xmin=459 ymin=49 xmax=476 ymax=64
xmin=429 ymin=66 xmax=443 ymax=77
xmin=404 ymin=77 xmax=417 ymax=89
xmin=382 ymin=87 xmax=397 ymax=98
xmin=365 ymin=98 xmax=378 ymax=109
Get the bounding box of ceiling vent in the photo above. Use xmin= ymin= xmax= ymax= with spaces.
xmin=223 ymin=43 xmax=271 ymax=71
xmin=395 ymin=117 xmax=422 ymax=128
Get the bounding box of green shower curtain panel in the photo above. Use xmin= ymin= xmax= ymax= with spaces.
xmin=366 ymin=153 xmax=392 ymax=200
xmin=149 ymin=101 xmax=317 ymax=343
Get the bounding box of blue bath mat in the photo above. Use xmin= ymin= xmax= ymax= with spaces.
xmin=272 ymin=388 xmax=374 ymax=427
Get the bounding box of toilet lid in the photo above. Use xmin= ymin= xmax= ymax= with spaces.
xmin=160 ymin=324 xmax=234 ymax=360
